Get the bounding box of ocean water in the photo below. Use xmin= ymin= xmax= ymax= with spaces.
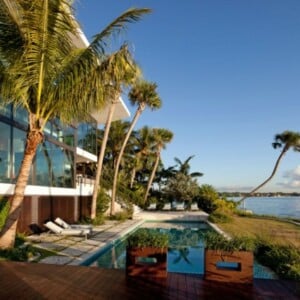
xmin=234 ymin=197 xmax=300 ymax=219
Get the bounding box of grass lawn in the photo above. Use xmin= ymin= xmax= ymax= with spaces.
xmin=217 ymin=215 xmax=300 ymax=248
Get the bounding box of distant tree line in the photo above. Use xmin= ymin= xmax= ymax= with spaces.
xmin=219 ymin=192 xmax=300 ymax=198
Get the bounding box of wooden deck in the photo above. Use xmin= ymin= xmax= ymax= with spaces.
xmin=0 ymin=261 xmax=299 ymax=299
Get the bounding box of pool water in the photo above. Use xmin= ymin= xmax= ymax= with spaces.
xmin=88 ymin=222 xmax=277 ymax=279
xmin=89 ymin=222 xmax=209 ymax=275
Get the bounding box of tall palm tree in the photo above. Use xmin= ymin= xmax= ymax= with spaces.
xmin=0 ymin=0 xmax=150 ymax=249
xmin=143 ymin=128 xmax=173 ymax=204
xmin=174 ymin=155 xmax=203 ymax=178
xmin=91 ymin=47 xmax=141 ymax=220
xmin=130 ymin=126 xmax=155 ymax=188
xmin=110 ymin=80 xmax=162 ymax=215
xmin=97 ymin=120 xmax=131 ymax=189
xmin=238 ymin=130 xmax=300 ymax=205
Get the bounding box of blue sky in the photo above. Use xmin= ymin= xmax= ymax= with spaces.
xmin=75 ymin=0 xmax=300 ymax=193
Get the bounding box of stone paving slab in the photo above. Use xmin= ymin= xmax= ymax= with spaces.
xmin=27 ymin=219 xmax=144 ymax=266
xmin=39 ymin=255 xmax=74 ymax=265
xmin=59 ymin=247 xmax=85 ymax=257
xmin=35 ymin=242 xmax=66 ymax=252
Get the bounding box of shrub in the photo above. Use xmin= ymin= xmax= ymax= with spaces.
xmin=110 ymin=210 xmax=132 ymax=221
xmin=255 ymin=241 xmax=300 ymax=280
xmin=96 ymin=189 xmax=110 ymax=214
xmin=204 ymin=232 xmax=256 ymax=252
xmin=208 ymin=210 xmax=233 ymax=223
xmin=0 ymin=197 xmax=10 ymax=230
xmin=127 ymin=228 xmax=169 ymax=248
xmin=195 ymin=185 xmax=218 ymax=213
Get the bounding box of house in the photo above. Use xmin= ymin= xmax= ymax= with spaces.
xmin=0 ymin=28 xmax=130 ymax=234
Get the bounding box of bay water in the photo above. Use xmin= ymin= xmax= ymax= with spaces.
xmin=234 ymin=197 xmax=300 ymax=219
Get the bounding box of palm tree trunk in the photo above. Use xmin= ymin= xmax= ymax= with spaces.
xmin=238 ymin=147 xmax=288 ymax=205
xmin=130 ymin=167 xmax=136 ymax=188
xmin=0 ymin=130 xmax=43 ymax=249
xmin=110 ymin=105 xmax=144 ymax=216
xmin=143 ymin=151 xmax=160 ymax=205
xmin=91 ymin=100 xmax=117 ymax=219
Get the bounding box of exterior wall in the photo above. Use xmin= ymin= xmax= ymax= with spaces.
xmin=0 ymin=105 xmax=96 ymax=234
xmin=1 ymin=193 xmax=92 ymax=234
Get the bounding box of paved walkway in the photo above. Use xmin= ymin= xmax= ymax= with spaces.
xmin=27 ymin=219 xmax=144 ymax=266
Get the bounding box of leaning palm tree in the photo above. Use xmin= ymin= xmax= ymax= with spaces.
xmin=238 ymin=130 xmax=300 ymax=205
xmin=0 ymin=0 xmax=150 ymax=249
xmin=143 ymin=128 xmax=173 ymax=204
xmin=90 ymin=47 xmax=141 ymax=220
xmin=110 ymin=80 xmax=162 ymax=215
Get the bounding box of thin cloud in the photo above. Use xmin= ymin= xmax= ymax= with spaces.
xmin=277 ymin=165 xmax=300 ymax=189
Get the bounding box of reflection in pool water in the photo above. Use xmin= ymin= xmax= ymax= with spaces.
xmin=88 ymin=221 xmax=277 ymax=279
xmin=89 ymin=222 xmax=211 ymax=275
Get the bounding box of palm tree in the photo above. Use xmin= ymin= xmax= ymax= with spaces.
xmin=110 ymin=80 xmax=162 ymax=215
xmin=143 ymin=128 xmax=173 ymax=204
xmin=91 ymin=47 xmax=141 ymax=220
xmin=0 ymin=0 xmax=150 ymax=249
xmin=238 ymin=130 xmax=300 ymax=205
xmin=96 ymin=121 xmax=131 ymax=189
xmin=174 ymin=155 xmax=203 ymax=178
xmin=130 ymin=126 xmax=155 ymax=188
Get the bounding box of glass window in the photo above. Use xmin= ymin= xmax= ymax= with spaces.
xmin=77 ymin=121 xmax=97 ymax=154
xmin=35 ymin=141 xmax=74 ymax=188
xmin=0 ymin=122 xmax=11 ymax=183
xmin=52 ymin=144 xmax=74 ymax=187
xmin=62 ymin=125 xmax=75 ymax=147
xmin=12 ymin=127 xmax=27 ymax=182
xmin=50 ymin=118 xmax=75 ymax=147
xmin=13 ymin=106 xmax=28 ymax=126
xmin=0 ymin=104 xmax=12 ymax=119
xmin=35 ymin=141 xmax=53 ymax=186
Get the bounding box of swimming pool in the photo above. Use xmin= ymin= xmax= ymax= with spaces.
xmin=87 ymin=222 xmax=211 ymax=275
xmin=85 ymin=221 xmax=277 ymax=279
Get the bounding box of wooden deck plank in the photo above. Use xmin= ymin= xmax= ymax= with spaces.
xmin=0 ymin=262 xmax=298 ymax=299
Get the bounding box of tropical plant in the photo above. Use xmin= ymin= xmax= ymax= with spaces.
xmin=164 ymin=172 xmax=199 ymax=207
xmin=0 ymin=0 xmax=150 ymax=249
xmin=143 ymin=128 xmax=173 ymax=204
xmin=204 ymin=232 xmax=256 ymax=252
xmin=238 ymin=130 xmax=300 ymax=205
xmin=91 ymin=47 xmax=141 ymax=220
xmin=110 ymin=80 xmax=162 ymax=215
xmin=195 ymin=184 xmax=219 ymax=213
xmin=174 ymin=155 xmax=203 ymax=178
xmin=127 ymin=228 xmax=168 ymax=248
xmin=129 ymin=126 xmax=155 ymax=189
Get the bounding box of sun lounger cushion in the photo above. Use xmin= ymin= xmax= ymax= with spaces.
xmin=54 ymin=217 xmax=92 ymax=230
xmin=44 ymin=221 xmax=90 ymax=237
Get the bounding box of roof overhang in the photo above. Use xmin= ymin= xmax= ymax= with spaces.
xmin=76 ymin=147 xmax=97 ymax=163
xmin=91 ymin=97 xmax=130 ymax=124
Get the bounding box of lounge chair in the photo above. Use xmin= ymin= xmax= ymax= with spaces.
xmin=54 ymin=217 xmax=93 ymax=231
xmin=44 ymin=221 xmax=90 ymax=239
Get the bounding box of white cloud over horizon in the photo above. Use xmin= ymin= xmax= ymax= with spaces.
xmin=277 ymin=165 xmax=300 ymax=189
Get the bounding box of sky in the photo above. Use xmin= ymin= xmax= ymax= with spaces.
xmin=75 ymin=0 xmax=300 ymax=193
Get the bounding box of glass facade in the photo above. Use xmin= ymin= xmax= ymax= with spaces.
xmin=35 ymin=141 xmax=74 ymax=187
xmin=0 ymin=105 xmax=92 ymax=188
xmin=0 ymin=122 xmax=11 ymax=183
xmin=77 ymin=120 xmax=97 ymax=154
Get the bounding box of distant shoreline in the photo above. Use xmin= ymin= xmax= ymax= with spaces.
xmin=220 ymin=192 xmax=300 ymax=198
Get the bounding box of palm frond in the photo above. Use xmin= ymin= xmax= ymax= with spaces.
xmin=89 ymin=8 xmax=151 ymax=55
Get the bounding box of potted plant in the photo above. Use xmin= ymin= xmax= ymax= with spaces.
xmin=204 ymin=232 xmax=255 ymax=284
xmin=126 ymin=228 xmax=169 ymax=278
